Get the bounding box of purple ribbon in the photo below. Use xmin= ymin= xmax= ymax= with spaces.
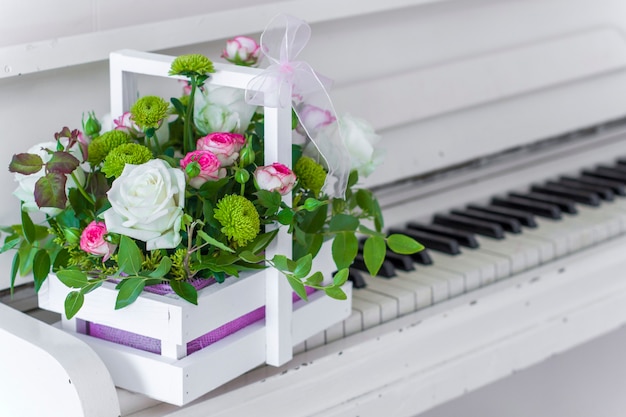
xmin=245 ymin=14 xmax=351 ymax=198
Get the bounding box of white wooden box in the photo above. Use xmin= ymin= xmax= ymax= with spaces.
xmin=37 ymin=50 xmax=352 ymax=406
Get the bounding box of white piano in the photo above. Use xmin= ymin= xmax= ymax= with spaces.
xmin=3 ymin=0 xmax=626 ymax=415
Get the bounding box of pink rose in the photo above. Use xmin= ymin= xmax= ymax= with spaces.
xmin=180 ymin=150 xmax=225 ymax=189
xmin=254 ymin=163 xmax=297 ymax=195
xmin=80 ymin=221 xmax=116 ymax=261
xmin=296 ymin=104 xmax=336 ymax=136
xmin=196 ymin=132 xmax=245 ymax=166
xmin=222 ymin=36 xmax=261 ymax=66
xmin=113 ymin=112 xmax=144 ymax=138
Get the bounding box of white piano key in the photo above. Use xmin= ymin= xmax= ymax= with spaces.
xmin=369 ymin=273 xmax=432 ymax=310
xmin=428 ymin=251 xmax=483 ymax=292
xmin=305 ymin=331 xmax=326 ymax=351
xmin=342 ymin=310 xmax=363 ymax=337
xmin=352 ymin=290 xmax=398 ymax=324
xmin=462 ymin=248 xmax=511 ymax=282
xmin=524 ymin=218 xmax=570 ymax=257
xmin=351 ymin=297 xmax=382 ymax=330
xmin=476 ymin=234 xmax=540 ymax=273
xmin=361 ymin=276 xmax=416 ymax=316
xmin=418 ymin=266 xmax=466 ymax=298
xmin=394 ymin=269 xmax=450 ymax=304
xmin=325 ymin=321 xmax=345 ymax=344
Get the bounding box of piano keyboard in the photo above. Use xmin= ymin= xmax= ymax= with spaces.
xmin=297 ymin=157 xmax=626 ymax=352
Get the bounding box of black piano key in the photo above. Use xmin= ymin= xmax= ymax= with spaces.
xmin=406 ymin=222 xmax=479 ymax=248
xmin=508 ymin=191 xmax=577 ymax=214
xmin=352 ymin=254 xmax=396 ymax=278
xmin=530 ymin=184 xmax=600 ymax=207
xmin=616 ymin=157 xmax=626 ymax=167
xmin=432 ymin=214 xmax=504 ymax=239
xmin=388 ymin=228 xmax=461 ymax=256
xmin=491 ymin=196 xmax=562 ymax=219
xmin=466 ymin=204 xmax=537 ymax=228
xmin=606 ymin=163 xmax=626 ymax=173
xmin=347 ymin=268 xmax=367 ymax=289
xmin=551 ymin=178 xmax=614 ymax=201
xmin=582 ymin=168 xmax=626 ymax=183
xmin=576 ymin=174 xmax=626 ymax=196
xmin=450 ymin=209 xmax=522 ymax=233
xmin=411 ymin=248 xmax=433 ymax=265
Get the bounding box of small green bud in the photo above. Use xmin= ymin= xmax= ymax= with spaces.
xmin=239 ymin=146 xmax=255 ymax=166
xmin=303 ymin=198 xmax=327 ymax=211
xmin=235 ymin=168 xmax=250 ymax=184
xmin=185 ymin=161 xmax=201 ymax=179
xmin=83 ymin=111 xmax=102 ymax=137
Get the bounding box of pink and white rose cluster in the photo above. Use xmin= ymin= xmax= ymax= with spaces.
xmin=180 ymin=150 xmax=225 ymax=189
xmin=254 ymin=163 xmax=297 ymax=195
xmin=79 ymin=221 xmax=116 ymax=261
xmin=196 ymin=132 xmax=246 ymax=166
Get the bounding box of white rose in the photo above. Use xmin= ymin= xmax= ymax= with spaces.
xmin=13 ymin=140 xmax=86 ymax=216
xmin=338 ymin=114 xmax=385 ymax=177
xmin=194 ymin=85 xmax=257 ymax=135
xmin=103 ymin=159 xmax=186 ymax=250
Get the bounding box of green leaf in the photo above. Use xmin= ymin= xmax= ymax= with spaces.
xmin=170 ymin=97 xmax=187 ymax=115
xmin=293 ymin=254 xmax=312 ymax=279
xmin=329 ymin=214 xmax=359 ymax=232
xmin=9 ymin=153 xmax=44 ymax=174
xmin=34 ymin=172 xmax=68 ymax=209
xmin=299 ymin=205 xmax=327 ymax=233
xmin=387 ymin=233 xmax=425 ymax=255
xmin=287 ymin=275 xmax=308 ymax=301
xmin=355 ymin=189 xmax=374 ymax=213
xmin=21 ymin=210 xmax=36 ymax=244
xmin=46 ymin=152 xmax=80 ymax=174
xmin=1 ymin=233 xmax=21 ymax=253
xmin=277 ymin=209 xmax=294 ymax=225
xmin=272 ymin=254 xmax=296 ymax=272
xmin=347 ymin=170 xmax=359 ymax=188
xmin=363 ymin=235 xmax=387 ymax=276
xmin=52 ymin=248 xmax=70 ymax=271
xmin=32 ymin=250 xmax=51 ymax=291
xmin=118 ymin=236 xmax=143 ymax=275
xmin=18 ymin=242 xmax=35 ymax=276
xmin=64 ymin=291 xmax=84 ymax=319
xmin=80 ymin=280 xmax=103 ymax=295
xmin=115 ymin=278 xmax=146 ymax=310
xmin=333 ymin=268 xmax=350 ymax=287
xmin=239 ymin=250 xmax=264 ymax=263
xmin=170 ymin=280 xmax=198 ymax=305
xmin=331 ymin=231 xmax=358 ymax=270
xmin=324 ymin=286 xmax=347 ymax=300
xmin=148 ymin=256 xmax=172 ymax=279
xmin=197 ymin=230 xmax=235 ymax=253
xmin=56 ymin=269 xmax=89 ymax=288
xmin=10 ymin=252 xmax=20 ymax=294
xmin=242 ymin=229 xmax=278 ymax=254
xmin=305 ymin=271 xmax=324 ymax=286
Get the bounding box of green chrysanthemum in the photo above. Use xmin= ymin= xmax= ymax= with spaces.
xmin=294 ymin=156 xmax=327 ymax=196
xmin=102 ymin=143 xmax=153 ymax=178
xmin=169 ymin=54 xmax=215 ymax=77
xmin=87 ymin=130 xmax=131 ymax=165
xmin=130 ymin=96 xmax=169 ymax=130
xmin=213 ymin=194 xmax=260 ymax=247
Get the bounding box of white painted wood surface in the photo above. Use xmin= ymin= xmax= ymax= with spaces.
xmin=0 ymin=302 xmax=120 ymax=417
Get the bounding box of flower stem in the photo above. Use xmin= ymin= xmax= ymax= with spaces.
xmin=70 ymin=172 xmax=95 ymax=207
xmin=184 ymin=76 xmax=197 ymax=154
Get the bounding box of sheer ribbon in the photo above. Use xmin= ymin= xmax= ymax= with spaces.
xmin=246 ymin=14 xmax=350 ymax=198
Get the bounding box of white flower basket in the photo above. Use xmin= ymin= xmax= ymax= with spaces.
xmin=37 ymin=50 xmax=352 ymax=406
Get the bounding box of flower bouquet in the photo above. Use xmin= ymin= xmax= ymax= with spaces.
xmin=0 ymin=14 xmax=422 ymax=404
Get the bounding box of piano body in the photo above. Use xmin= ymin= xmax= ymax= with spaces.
xmin=4 ymin=0 xmax=626 ymax=415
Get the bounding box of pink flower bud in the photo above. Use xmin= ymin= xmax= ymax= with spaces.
xmin=80 ymin=221 xmax=116 ymax=261
xmin=254 ymin=163 xmax=297 ymax=195
xmin=196 ymin=132 xmax=245 ymax=166
xmin=180 ymin=150 xmax=225 ymax=188
xmin=222 ymin=36 xmax=261 ymax=66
